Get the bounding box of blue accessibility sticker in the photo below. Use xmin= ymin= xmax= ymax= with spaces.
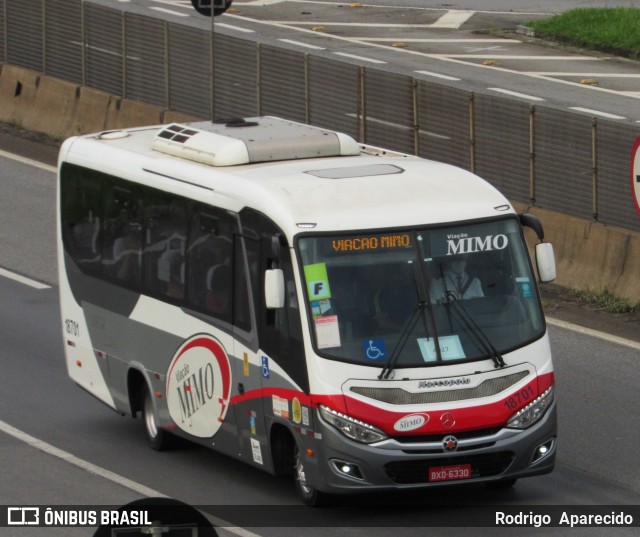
xmin=363 ymin=339 xmax=387 ymax=361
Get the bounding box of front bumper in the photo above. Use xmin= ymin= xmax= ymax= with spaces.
xmin=300 ymin=402 xmax=557 ymax=494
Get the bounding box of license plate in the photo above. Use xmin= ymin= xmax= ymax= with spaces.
xmin=429 ymin=464 xmax=472 ymax=482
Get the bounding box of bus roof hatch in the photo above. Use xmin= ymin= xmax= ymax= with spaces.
xmin=151 ymin=116 xmax=361 ymax=167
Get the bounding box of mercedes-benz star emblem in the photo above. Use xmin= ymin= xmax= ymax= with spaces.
xmin=440 ymin=412 xmax=456 ymax=429
xmin=443 ymin=435 xmax=458 ymax=452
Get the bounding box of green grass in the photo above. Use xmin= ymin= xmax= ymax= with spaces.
xmin=527 ymin=7 xmax=640 ymax=59
xmin=571 ymin=287 xmax=640 ymax=314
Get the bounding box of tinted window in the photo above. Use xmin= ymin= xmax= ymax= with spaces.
xmin=60 ymin=164 xmax=251 ymax=331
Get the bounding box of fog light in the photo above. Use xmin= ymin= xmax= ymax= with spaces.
xmin=331 ymin=459 xmax=363 ymax=480
xmin=531 ymin=438 xmax=555 ymax=464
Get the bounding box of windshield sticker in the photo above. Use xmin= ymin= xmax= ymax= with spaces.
xmin=418 ymin=336 xmax=465 ymax=362
xmin=516 ymin=277 xmax=533 ymax=298
xmin=331 ymin=234 xmax=411 ymax=253
xmin=311 ymin=299 xmax=332 ymax=317
xmin=315 ymin=315 xmax=341 ymax=349
xmin=304 ymin=263 xmax=332 ymax=300
xmin=363 ymin=338 xmax=387 ymax=361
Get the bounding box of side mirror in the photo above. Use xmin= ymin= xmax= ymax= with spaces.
xmin=519 ymin=212 xmax=544 ymax=241
xmin=265 ymin=269 xmax=285 ymax=309
xmin=535 ymin=242 xmax=556 ymax=283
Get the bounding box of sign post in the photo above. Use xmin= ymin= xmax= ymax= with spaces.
xmin=632 ymin=136 xmax=640 ymax=217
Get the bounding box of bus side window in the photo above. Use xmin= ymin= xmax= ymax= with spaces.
xmin=101 ymin=182 xmax=143 ymax=286
xmin=60 ymin=164 xmax=103 ymax=274
xmin=141 ymin=192 xmax=188 ymax=302
xmin=186 ymin=205 xmax=236 ymax=322
xmin=240 ymin=208 xmax=308 ymax=393
xmin=233 ymin=232 xmax=252 ymax=332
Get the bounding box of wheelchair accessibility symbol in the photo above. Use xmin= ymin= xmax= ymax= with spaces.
xmin=363 ymin=339 xmax=387 ymax=361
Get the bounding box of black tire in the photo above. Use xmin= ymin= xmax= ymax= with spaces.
xmin=142 ymin=387 xmax=174 ymax=451
xmin=293 ymin=443 xmax=328 ymax=506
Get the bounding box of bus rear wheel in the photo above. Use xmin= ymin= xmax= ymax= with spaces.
xmin=142 ymin=387 xmax=173 ymax=451
xmin=293 ymin=444 xmax=327 ymax=506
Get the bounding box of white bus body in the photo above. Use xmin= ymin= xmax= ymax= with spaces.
xmin=57 ymin=117 xmax=556 ymax=505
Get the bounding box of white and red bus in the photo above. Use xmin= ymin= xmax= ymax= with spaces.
xmin=57 ymin=117 xmax=557 ymax=505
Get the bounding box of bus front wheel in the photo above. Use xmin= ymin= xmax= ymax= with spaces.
xmin=293 ymin=444 xmax=327 ymax=506
xmin=142 ymin=387 xmax=173 ymax=451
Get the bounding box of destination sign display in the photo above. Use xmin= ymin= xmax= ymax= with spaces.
xmin=331 ymin=233 xmax=412 ymax=253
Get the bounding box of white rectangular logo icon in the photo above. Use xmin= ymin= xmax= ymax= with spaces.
xmin=7 ymin=507 xmax=40 ymax=525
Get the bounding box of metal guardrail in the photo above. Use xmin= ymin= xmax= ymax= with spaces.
xmin=1 ymin=0 xmax=638 ymax=232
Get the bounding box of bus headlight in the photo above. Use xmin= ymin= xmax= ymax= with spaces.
xmin=319 ymin=405 xmax=388 ymax=444
xmin=507 ymin=386 xmax=554 ymax=429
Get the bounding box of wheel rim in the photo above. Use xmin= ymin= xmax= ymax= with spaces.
xmin=144 ymin=391 xmax=158 ymax=439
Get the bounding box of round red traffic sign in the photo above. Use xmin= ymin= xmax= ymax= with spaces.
xmin=631 ymin=136 xmax=640 ymax=217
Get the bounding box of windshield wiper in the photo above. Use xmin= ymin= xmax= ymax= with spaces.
xmin=378 ymin=300 xmax=433 ymax=380
xmin=444 ymin=291 xmax=505 ymax=368
xmin=378 ymin=259 xmax=442 ymax=380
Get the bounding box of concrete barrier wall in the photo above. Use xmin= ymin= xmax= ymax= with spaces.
xmin=0 ymin=65 xmax=199 ymax=137
xmin=2 ymin=64 xmax=639 ymax=301
xmin=514 ymin=203 xmax=640 ymax=300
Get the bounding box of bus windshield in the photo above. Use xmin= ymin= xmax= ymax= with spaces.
xmin=297 ymin=218 xmax=545 ymax=368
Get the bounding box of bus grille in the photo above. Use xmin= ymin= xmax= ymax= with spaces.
xmin=384 ymin=452 xmax=514 ymax=484
xmin=350 ymin=372 xmax=528 ymax=405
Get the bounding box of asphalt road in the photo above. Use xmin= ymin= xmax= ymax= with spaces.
xmin=115 ymin=0 xmax=640 ymax=122
xmin=0 ymin=140 xmax=639 ymax=535
xmin=0 ymin=259 xmax=639 ymax=536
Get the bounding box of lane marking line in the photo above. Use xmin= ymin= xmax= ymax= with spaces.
xmin=0 ymin=418 xmax=163 ymax=497
xmin=150 ymin=0 xmax=192 ymax=7
xmin=0 ymin=267 xmax=50 ymax=290
xmin=359 ymin=38 xmax=521 ymax=43
xmin=223 ymin=12 xmax=636 ymax=100
xmin=488 ymin=87 xmax=545 ymax=101
xmin=267 ymin=22 xmax=438 ymax=27
xmin=150 ymin=7 xmax=189 ymax=16
xmin=243 ymin=0 xmax=286 ymax=5
xmin=0 ymin=149 xmax=56 ymax=173
xmin=431 ymin=10 xmax=475 ymax=29
xmin=525 ymin=72 xmax=640 ymax=77
xmin=426 ymin=56 xmax=639 ymax=100
xmin=333 ymin=51 xmax=386 ymax=64
xmin=569 ymin=107 xmax=626 ymax=119
xmin=215 ymin=23 xmax=255 ymax=33
xmin=241 ymin=0 xmax=547 ymax=15
xmin=278 ymin=38 xmax=325 ymax=50
xmin=546 ymin=317 xmax=640 ymax=351
xmin=414 ymin=70 xmax=461 ymax=81
xmin=0 ymin=419 xmax=261 ymax=537
xmin=436 ymin=55 xmax=600 ymax=60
